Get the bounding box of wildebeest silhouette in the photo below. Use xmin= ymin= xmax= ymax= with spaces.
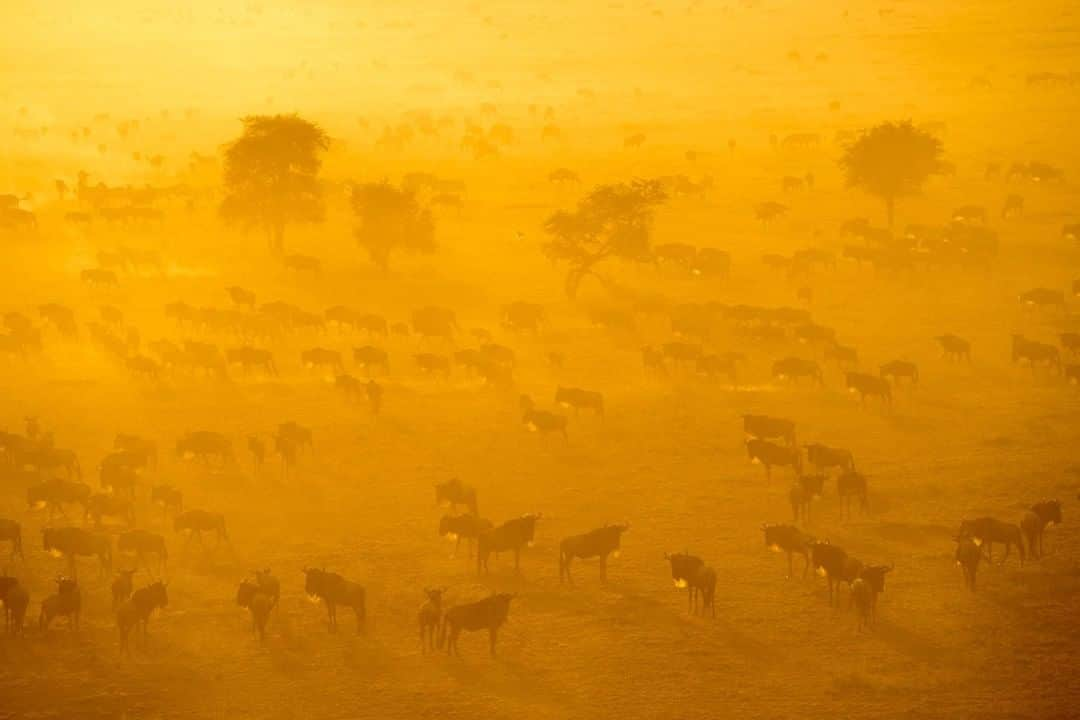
xmin=436 ymin=478 xmax=478 ymax=515
xmin=746 ymin=438 xmax=802 ymax=479
xmin=477 ymin=514 xmax=540 ymax=575
xmin=117 ymin=581 xmax=168 ymax=656
xmin=439 ymin=592 xmax=515 ymax=656
xmin=42 ymin=526 xmax=111 ymax=578
xmin=117 ymin=529 xmax=168 ymax=572
xmin=520 ymin=396 xmax=568 ymax=440
xmin=1019 ymin=287 xmax=1066 ymax=312
xmin=303 ymin=568 xmax=366 ymax=634
xmin=27 ymin=478 xmax=91 ymax=521
xmin=0 ymin=576 xmax=29 ymax=635
xmin=559 ymin=524 xmax=629 ymax=584
xmin=696 ymin=354 xmax=738 ymax=383
xmin=824 ymin=342 xmax=858 ymax=369
xmin=936 ymin=334 xmax=971 ymax=361
xmin=502 ymin=302 xmax=546 ymax=333
xmin=174 ymin=510 xmax=228 ymax=547
xmin=850 ymin=578 xmax=873 ymax=631
xmin=0 ymin=518 xmax=22 ymax=559
xmin=412 ymin=306 xmax=458 ymax=342
xmin=763 ymin=524 xmax=813 ymax=578
xmin=666 ymin=552 xmax=716 ymax=616
xmin=805 ymin=444 xmax=855 ymax=475
xmin=959 ymin=517 xmax=1024 ymax=565
xmin=353 ymin=345 xmax=390 ymax=375
xmin=789 ymin=474 xmax=825 ymax=524
xmin=237 ymin=579 xmax=274 ymax=643
xmin=837 ymin=471 xmax=869 ymax=519
xmin=418 ymin=587 xmax=445 ymax=652
xmin=151 ymin=484 xmax=183 ymax=517
xmin=855 ymin=565 xmax=892 ymax=627
xmin=40 ymin=576 xmax=80 ymax=631
xmin=1011 ymin=335 xmax=1061 ymax=372
xmin=176 ymin=431 xmax=232 ymax=465
xmin=415 ymin=353 xmax=451 ymax=378
xmin=955 ymin=536 xmax=981 ymax=591
xmin=809 ymin=541 xmax=848 ymax=605
xmin=555 ymin=386 xmax=604 ymax=417
xmin=880 ymin=360 xmax=919 ymax=384
xmin=1020 ymin=500 xmax=1061 ymax=559
xmin=115 ymin=433 xmax=157 ymax=469
xmin=112 ymin=569 xmax=135 ymax=609
xmin=439 ymin=513 xmax=493 ymax=557
xmin=302 ymin=347 xmax=345 ymax=375
xmin=772 ymin=357 xmax=823 ymax=386
xmin=226 ymin=286 xmax=256 ymax=309
xmin=845 ymin=372 xmax=892 ymax=407
xmin=743 ymin=414 xmax=796 ymax=446
xmin=87 ymin=492 xmax=135 ymax=529
xmin=227 ymin=346 xmax=277 ymax=376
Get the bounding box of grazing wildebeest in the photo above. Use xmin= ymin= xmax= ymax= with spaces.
xmin=824 ymin=342 xmax=858 ymax=369
xmin=353 ymin=346 xmax=390 ymax=376
xmin=418 ymin=587 xmax=445 ymax=653
xmin=356 ymin=313 xmax=389 ymax=337
xmin=111 ymin=569 xmax=135 ymax=609
xmin=226 ymin=347 xmax=277 ymax=375
xmin=117 ymin=530 xmax=168 ymax=572
xmin=439 ymin=514 xmax=493 ymax=557
xmin=763 ymin=524 xmax=813 ymax=578
xmin=555 ymin=386 xmax=604 ymax=417
xmin=302 ymin=347 xmax=345 ymax=375
xmin=40 ymin=577 xmax=81 ymax=631
xmin=0 ymin=518 xmax=23 ymax=559
xmin=174 ymin=510 xmax=228 ymax=547
xmin=414 ymin=353 xmax=451 ymax=378
xmin=743 ymin=414 xmax=796 ymax=446
xmin=772 ymin=357 xmax=823 ymax=386
xmin=477 ymin=514 xmax=541 ymax=575
xmin=237 ymin=579 xmax=274 ymax=642
xmin=435 ymin=478 xmax=478 ymax=515
xmin=27 ymin=479 xmax=91 ymax=521
xmin=1020 ymin=500 xmax=1062 ymax=559
xmin=521 ymin=398 xmax=568 ymax=441
xmin=117 ymin=581 xmax=168 ymax=656
xmin=303 ymin=568 xmax=366 ymax=634
xmin=1019 ymin=287 xmax=1066 ymax=312
xmin=559 ymin=524 xmax=629 ymax=584
xmin=0 ymin=576 xmax=29 ymax=635
xmin=837 ymin=471 xmax=869 ymax=519
xmin=959 ymin=517 xmax=1025 ymax=565
xmin=21 ymin=445 xmax=81 ymax=480
xmin=176 ymin=431 xmax=232 ymax=465
xmin=666 ymin=552 xmax=716 ymax=616
xmin=789 ymin=474 xmax=825 ymax=524
xmin=936 ymin=334 xmax=971 ymax=361
xmin=805 ymin=444 xmax=854 ymax=474
xmin=845 ymin=372 xmax=892 ymax=407
xmin=955 ymin=536 xmax=981 ymax=591
xmin=87 ymin=492 xmax=135 ymax=528
xmin=810 ymin=541 xmax=848 ymax=605
xmin=850 ymin=578 xmax=873 ymax=631
xmin=151 ymin=484 xmax=183 ymax=517
xmin=1011 ymin=335 xmax=1061 ymax=372
xmin=42 ymin=526 xmax=111 ymax=578
xmin=746 ymin=438 xmax=802 ymax=479
xmin=855 ymin=565 xmax=892 ymax=627
xmin=439 ymin=592 xmax=514 ymax=657
xmin=880 ymin=360 xmax=919 ymax=384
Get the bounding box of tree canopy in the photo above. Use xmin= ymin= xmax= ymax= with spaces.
xmin=840 ymin=120 xmax=943 ymax=228
xmin=542 ymin=179 xmax=667 ymax=298
xmin=220 ymin=114 xmax=329 ymax=252
xmin=351 ymin=181 xmax=436 ymax=270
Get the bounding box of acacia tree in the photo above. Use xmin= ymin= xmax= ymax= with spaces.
xmin=351 ymin=181 xmax=435 ymax=270
xmin=542 ymin=179 xmax=667 ymax=298
xmin=840 ymin=120 xmax=944 ymax=228
xmin=220 ymin=114 xmax=329 ymax=253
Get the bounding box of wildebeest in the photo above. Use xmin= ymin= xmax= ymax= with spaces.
xmin=805 ymin=444 xmax=854 ymax=474
xmin=40 ymin=576 xmax=80 ymax=631
xmin=302 ymin=347 xmax=345 ymax=375
xmin=226 ymin=346 xmax=278 ymax=375
xmin=42 ymin=526 xmax=111 ymax=578
xmin=477 ymin=514 xmax=540 ymax=574
xmin=746 ymin=438 xmax=802 ymax=479
xmin=412 ymin=306 xmax=458 ymax=342
xmin=414 ymin=353 xmax=451 ymax=378
xmin=789 ymin=474 xmax=825 ymax=524
xmin=303 ymin=568 xmax=366 ymax=634
xmin=0 ymin=518 xmax=23 ymax=559
xmin=696 ymin=354 xmax=739 ymax=383
xmin=559 ymin=524 xmax=629 ymax=584
xmin=850 ymin=578 xmax=873 ymax=631
xmin=837 ymin=471 xmax=869 ymax=519
xmin=824 ymin=342 xmax=858 ymax=369
xmin=151 ymin=484 xmax=183 ymax=517
xmin=666 ymin=552 xmax=716 ymax=616
xmin=117 ymin=529 xmax=168 ymax=572
xmin=936 ymin=334 xmax=971 ymax=361
xmin=555 ymin=386 xmax=604 ymax=417
xmin=1020 ymin=500 xmax=1062 ymax=559
xmin=503 ymin=301 xmax=546 ymax=333
xmin=772 ymin=357 xmax=823 ymax=386
xmin=418 ymin=587 xmax=445 ymax=652
xmin=763 ymin=524 xmax=813 ymax=578
xmin=176 ymin=431 xmax=233 ymax=465
xmin=114 ymin=433 xmax=158 ymax=469
xmin=237 ymin=579 xmax=274 ymax=642
xmin=27 ymin=479 xmax=91 ymax=521
xmin=226 ymin=286 xmax=256 ymax=309
xmin=353 ymin=345 xmax=390 ymax=375
xmin=955 ymin=536 xmax=981 ymax=591
xmin=117 ymin=581 xmax=168 ymax=656
xmin=174 ymin=510 xmax=228 ymax=547
xmin=845 ymin=372 xmax=892 ymax=407
xmin=809 ymin=541 xmax=848 ymax=605
xmin=854 ymin=565 xmax=892 ymax=627
xmin=1011 ymin=335 xmax=1061 ymax=372
xmin=521 ymin=397 xmax=568 ymax=440
xmin=1019 ymin=287 xmax=1066 ymax=311
xmin=87 ymin=492 xmax=135 ymax=528
xmin=743 ymin=414 xmax=797 ymax=446
xmin=439 ymin=592 xmax=514 ymax=656
xmin=439 ymin=514 xmax=493 ymax=557
xmin=111 ymin=569 xmax=135 ymax=609
xmin=880 ymin=360 xmax=919 ymax=384
xmin=435 ymin=477 xmax=478 ymax=515
xmin=959 ymin=517 xmax=1025 ymax=565
xmin=0 ymin=576 xmax=29 ymax=635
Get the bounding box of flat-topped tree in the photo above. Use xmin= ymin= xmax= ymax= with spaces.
xmin=542 ymin=179 xmax=667 ymax=298
xmin=220 ymin=114 xmax=329 ymax=253
xmin=840 ymin=120 xmax=944 ymax=229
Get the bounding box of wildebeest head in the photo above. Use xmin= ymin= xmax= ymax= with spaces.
xmin=237 ymin=579 xmax=259 ymax=607
xmin=665 ymin=552 xmax=704 ymax=587
xmin=1033 ymin=500 xmax=1062 ymax=525
xmin=424 ymin=587 xmax=446 ymax=605
xmin=860 ymin=565 xmax=893 ymax=593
